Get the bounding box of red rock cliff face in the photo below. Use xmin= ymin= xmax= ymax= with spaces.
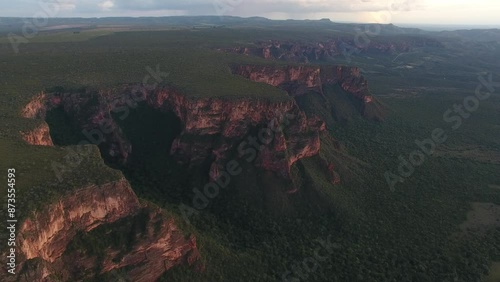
xmin=91 ymin=206 xmax=201 ymax=282
xmin=22 ymin=85 xmax=326 ymax=179
xmin=19 ymin=92 xmax=55 ymax=146
xmin=144 ymin=87 xmax=325 ymax=178
xmin=20 ymin=179 xmax=140 ymax=263
xmin=321 ymin=65 xmax=370 ymax=100
xmin=232 ymin=64 xmax=374 ymax=109
xmin=5 ymin=178 xmax=201 ymax=282
xmin=21 ymin=92 xmax=48 ymax=119
xmin=231 ymin=65 xmax=322 ymax=93
xmin=21 ymin=90 xmax=133 ymax=164
xmin=19 ymin=122 xmax=53 ymax=146
xmin=42 ymin=205 xmax=201 ymax=282
xmin=224 ymin=38 xmax=443 ymax=63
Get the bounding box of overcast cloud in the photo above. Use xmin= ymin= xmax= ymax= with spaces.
xmin=0 ymin=0 xmax=498 ymax=25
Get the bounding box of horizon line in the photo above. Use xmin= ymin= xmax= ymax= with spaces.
xmin=0 ymin=15 xmax=499 ymax=28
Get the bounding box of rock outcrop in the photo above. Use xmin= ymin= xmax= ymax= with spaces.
xmin=232 ymin=64 xmax=384 ymax=122
xmin=20 ymin=62 xmax=379 ymax=180
xmin=21 ymin=90 xmax=133 ymax=164
xmin=21 ymin=92 xmax=49 ymax=119
xmin=223 ymin=38 xmax=443 ymax=63
xmin=232 ymin=64 xmax=371 ymax=99
xmin=15 ymin=62 xmax=365 ymax=280
xmin=22 ymin=83 xmax=326 ymax=179
xmin=36 ymin=205 xmax=201 ymax=282
xmin=7 ymin=178 xmax=201 ymax=282
xmin=19 ymin=178 xmax=140 ymax=263
xmin=326 ymin=161 xmax=341 ymax=185
xmin=19 ymin=121 xmax=53 ymax=146
xmin=90 ymin=206 xmax=201 ymax=282
xmin=231 ymin=65 xmax=323 ymax=96
xmin=146 ymin=87 xmax=325 ymax=178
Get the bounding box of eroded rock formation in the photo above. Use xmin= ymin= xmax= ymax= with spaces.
xmin=232 ymin=64 xmax=371 ymax=99
xmin=230 ymin=65 xmax=322 ymax=94
xmin=19 ymin=62 xmax=380 ymax=183
xmin=223 ymin=38 xmax=443 ymax=63
xmin=14 ymin=62 xmax=374 ymax=280
xmin=7 ymin=178 xmax=201 ymax=282
xmin=19 ymin=122 xmax=53 ymax=146
xmin=21 ymin=83 xmax=327 ymax=179
xmin=19 ymin=178 xmax=140 ymax=263
xmin=232 ymin=64 xmax=384 ymax=122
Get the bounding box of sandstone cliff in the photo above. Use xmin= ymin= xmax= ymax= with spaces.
xmin=224 ymin=38 xmax=443 ymax=63
xmin=231 ymin=65 xmax=323 ymax=96
xmin=14 ymin=63 xmax=362 ymax=280
xmin=146 ymin=87 xmax=325 ymax=178
xmin=19 ymin=121 xmax=53 ymax=146
xmin=5 ymin=178 xmax=201 ymax=282
xmin=19 ymin=178 xmax=140 ymax=263
xmin=232 ymin=64 xmax=371 ymax=98
xmin=19 ymin=62 xmax=378 ymax=182
xmin=232 ymin=64 xmax=384 ymax=122
xmin=21 ymin=84 xmax=326 ymax=179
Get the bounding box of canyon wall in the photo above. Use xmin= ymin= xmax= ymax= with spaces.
xmin=232 ymin=64 xmax=372 ymax=99
xmin=21 ymin=83 xmax=326 ymax=179
xmin=13 ymin=62 xmax=366 ymax=280
xmin=224 ymin=38 xmax=443 ymax=63
xmin=232 ymin=64 xmax=384 ymax=122
xmin=146 ymin=87 xmax=325 ymax=178
xmin=19 ymin=178 xmax=140 ymax=263
xmin=230 ymin=65 xmax=323 ymax=95
xmin=20 ymin=63 xmax=378 ymax=180
xmin=19 ymin=122 xmax=53 ymax=146
xmin=5 ymin=178 xmax=201 ymax=282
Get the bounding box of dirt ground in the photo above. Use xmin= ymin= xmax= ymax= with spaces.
xmin=460 ymin=202 xmax=500 ymax=232
xmin=485 ymin=262 xmax=500 ymax=282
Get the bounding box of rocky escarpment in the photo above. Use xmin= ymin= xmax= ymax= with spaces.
xmin=22 ymin=85 xmax=326 ymax=179
xmin=19 ymin=92 xmax=54 ymax=146
xmin=8 ymin=178 xmax=201 ymax=282
xmin=232 ymin=64 xmax=384 ymax=122
xmin=58 ymin=205 xmax=201 ymax=282
xmin=15 ymin=64 xmax=360 ymax=278
xmin=232 ymin=64 xmax=368 ymax=98
xmin=230 ymin=65 xmax=323 ymax=96
xmin=20 ymin=63 xmax=379 ymax=181
xmin=19 ymin=178 xmax=140 ymax=263
xmin=21 ymin=91 xmax=132 ymax=164
xmin=19 ymin=121 xmax=53 ymax=146
xmin=223 ymin=38 xmax=443 ymax=63
xmin=146 ymin=87 xmax=325 ymax=178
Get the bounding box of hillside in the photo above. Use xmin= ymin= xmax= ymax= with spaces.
xmin=0 ymin=17 xmax=499 ymax=281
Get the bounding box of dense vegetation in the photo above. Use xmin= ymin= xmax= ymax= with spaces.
xmin=1 ymin=19 xmax=499 ymax=281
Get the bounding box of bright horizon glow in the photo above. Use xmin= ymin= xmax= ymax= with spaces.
xmin=0 ymin=0 xmax=498 ymax=26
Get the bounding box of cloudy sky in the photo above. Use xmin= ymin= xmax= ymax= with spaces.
xmin=0 ymin=0 xmax=498 ymax=26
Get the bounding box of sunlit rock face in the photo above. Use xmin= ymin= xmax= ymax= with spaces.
xmin=19 ymin=179 xmax=140 ymax=263
xmin=21 ymin=83 xmax=326 ymax=179
xmin=232 ymin=64 xmax=381 ymax=121
xmin=20 ymin=122 xmax=53 ymax=146
xmin=4 ymin=178 xmax=201 ymax=282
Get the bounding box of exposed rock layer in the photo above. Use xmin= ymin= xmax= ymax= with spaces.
xmin=47 ymin=206 xmax=201 ymax=282
xmin=232 ymin=64 xmax=371 ymax=100
xmin=20 ymin=63 xmax=380 ymax=180
xmin=21 ymin=83 xmax=326 ymax=178
xmin=20 ymin=178 xmax=140 ymax=263
xmin=7 ymin=178 xmax=201 ymax=282
xmin=19 ymin=121 xmax=53 ymax=146
xmin=232 ymin=64 xmax=384 ymax=122
xmin=223 ymin=38 xmax=443 ymax=63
